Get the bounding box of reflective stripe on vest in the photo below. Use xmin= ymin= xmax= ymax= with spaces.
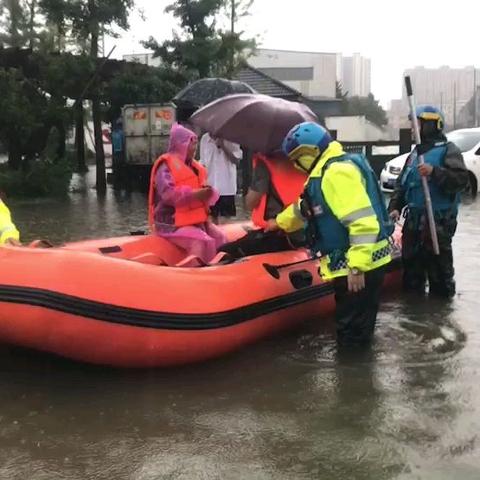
xmin=402 ymin=143 xmax=460 ymax=213
xmin=304 ymin=153 xmax=394 ymax=258
xmin=0 ymin=226 xmax=16 ymax=236
xmin=148 ymin=153 xmax=209 ymax=229
xmin=321 ymin=241 xmax=392 ymax=280
xmin=251 ymin=154 xmax=306 ymax=228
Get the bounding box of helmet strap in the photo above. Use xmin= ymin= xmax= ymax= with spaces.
xmin=308 ymin=152 xmax=323 ymax=174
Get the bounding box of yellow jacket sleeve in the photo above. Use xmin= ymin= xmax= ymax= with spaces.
xmin=321 ymin=162 xmax=380 ymax=271
xmin=275 ymin=202 xmax=305 ymax=233
xmin=0 ymin=201 xmax=20 ymax=244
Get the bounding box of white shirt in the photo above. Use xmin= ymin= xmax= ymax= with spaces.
xmin=199 ymin=133 xmax=242 ymax=196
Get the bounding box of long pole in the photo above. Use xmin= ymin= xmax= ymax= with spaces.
xmin=474 ymin=67 xmax=478 ymax=127
xmin=404 ymin=76 xmax=440 ymax=255
xmin=453 ymin=81 xmax=457 ymax=129
xmin=229 ymin=0 xmax=235 ymax=78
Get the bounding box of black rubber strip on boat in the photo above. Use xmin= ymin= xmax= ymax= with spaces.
xmin=0 ymin=283 xmax=332 ymax=330
xmin=99 ymin=245 xmax=122 ymax=254
xmin=0 ymin=258 xmax=401 ymax=331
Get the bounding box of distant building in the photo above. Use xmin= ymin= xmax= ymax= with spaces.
xmin=234 ymin=64 xmax=342 ymax=120
xmin=401 ymin=66 xmax=480 ymax=128
xmin=387 ymin=98 xmax=410 ymax=131
xmin=249 ymin=48 xmax=338 ymax=98
xmin=341 ymin=53 xmax=371 ymax=97
xmin=122 ymin=53 xmax=161 ymax=67
xmin=234 ymin=64 xmax=302 ymax=101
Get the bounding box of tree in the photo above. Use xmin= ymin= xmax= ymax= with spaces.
xmin=0 ymin=0 xmax=28 ymax=47
xmin=0 ymin=67 xmax=61 ymax=169
xmin=344 ymin=93 xmax=388 ymax=128
xmin=143 ymin=0 xmax=256 ymax=83
xmin=39 ymin=0 xmax=135 ymax=193
xmin=333 ymin=83 xmax=387 ymax=127
xmin=335 ymin=81 xmax=348 ymax=101
xmin=458 ymin=88 xmax=480 ymax=128
xmin=0 ymin=0 xmax=44 ymax=49
xmin=104 ymin=64 xmax=183 ymax=123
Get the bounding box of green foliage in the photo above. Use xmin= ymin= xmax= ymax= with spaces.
xmin=103 ymin=64 xmax=184 ymax=122
xmin=335 ymin=86 xmax=388 ymax=128
xmin=345 ymin=94 xmax=388 ymax=128
xmin=143 ymin=0 xmax=256 ymax=81
xmin=0 ymin=68 xmax=46 ymax=159
xmin=335 ymin=81 xmax=348 ymax=100
xmin=0 ymin=0 xmax=43 ymax=49
xmin=0 ymin=0 xmax=28 ymax=47
xmin=38 ymin=0 xmax=135 ymax=47
xmin=0 ymin=154 xmax=73 ymax=197
xmin=38 ymin=51 xmax=94 ymax=99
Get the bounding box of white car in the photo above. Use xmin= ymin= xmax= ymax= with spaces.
xmin=380 ymin=153 xmax=409 ymax=192
xmin=380 ymin=127 xmax=480 ymax=197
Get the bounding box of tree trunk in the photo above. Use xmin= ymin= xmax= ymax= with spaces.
xmin=92 ymin=96 xmax=106 ymax=193
xmin=28 ymin=0 xmax=36 ymax=50
xmin=7 ymin=143 xmax=22 ymax=170
xmin=75 ymin=101 xmax=87 ymax=172
xmin=56 ymin=120 xmax=66 ymax=161
xmin=88 ymin=0 xmax=106 ymax=193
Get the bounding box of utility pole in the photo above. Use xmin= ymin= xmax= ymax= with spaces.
xmin=229 ymin=0 xmax=236 ymax=78
xmin=453 ymin=81 xmax=457 ymax=129
xmin=474 ymin=67 xmax=478 ymax=127
xmin=440 ymin=92 xmax=444 ymax=112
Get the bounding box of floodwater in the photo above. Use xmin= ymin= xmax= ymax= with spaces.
xmin=1 ymin=171 xmax=480 ymax=479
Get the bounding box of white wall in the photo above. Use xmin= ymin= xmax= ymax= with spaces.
xmin=326 ymin=116 xmax=389 ymax=142
xmin=403 ymin=66 xmax=480 ymax=126
xmin=249 ymin=48 xmax=337 ymax=98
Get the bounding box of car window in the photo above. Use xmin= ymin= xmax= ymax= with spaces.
xmin=446 ymin=131 xmax=480 ymax=152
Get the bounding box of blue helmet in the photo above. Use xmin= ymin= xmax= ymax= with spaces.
xmin=282 ymin=122 xmax=332 ymax=160
xmin=410 ymin=105 xmax=445 ymax=130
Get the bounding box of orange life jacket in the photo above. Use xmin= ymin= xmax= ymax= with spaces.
xmin=148 ymin=153 xmax=209 ymax=230
xmin=251 ymin=154 xmax=307 ymax=228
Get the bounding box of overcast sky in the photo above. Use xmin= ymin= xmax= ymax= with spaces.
xmin=105 ymin=0 xmax=478 ymax=107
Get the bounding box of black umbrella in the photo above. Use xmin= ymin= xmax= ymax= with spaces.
xmin=173 ymin=78 xmax=256 ymax=109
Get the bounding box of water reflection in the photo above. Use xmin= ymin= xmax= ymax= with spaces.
xmin=1 ymin=175 xmax=480 ymax=478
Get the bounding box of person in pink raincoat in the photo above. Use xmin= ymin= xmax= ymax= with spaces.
xmin=148 ymin=123 xmax=227 ymax=264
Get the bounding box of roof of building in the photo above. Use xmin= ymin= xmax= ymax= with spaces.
xmin=234 ymin=64 xmax=301 ymax=99
xmin=255 ymin=47 xmax=338 ymax=57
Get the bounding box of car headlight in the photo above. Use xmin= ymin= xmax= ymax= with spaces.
xmin=389 ymin=166 xmax=401 ymax=175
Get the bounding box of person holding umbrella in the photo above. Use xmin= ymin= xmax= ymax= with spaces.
xmin=199 ymin=132 xmax=242 ymax=223
xmin=190 ymin=94 xmax=317 ymax=256
xmin=265 ymin=122 xmax=393 ymax=346
xmin=388 ymin=106 xmax=468 ymax=298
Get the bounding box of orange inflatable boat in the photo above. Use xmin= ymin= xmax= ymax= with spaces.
xmin=0 ymin=223 xmax=402 ymax=367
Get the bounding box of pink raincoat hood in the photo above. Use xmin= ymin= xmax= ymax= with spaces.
xmin=168 ymin=123 xmax=198 ymax=164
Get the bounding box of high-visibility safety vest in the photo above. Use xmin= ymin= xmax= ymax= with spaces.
xmin=276 ymin=141 xmax=393 ymax=280
xmin=251 ymin=154 xmax=306 ymax=228
xmin=402 ymin=142 xmax=460 ymax=215
xmin=0 ymin=200 xmax=20 ymax=245
xmin=148 ymin=153 xmax=209 ymax=229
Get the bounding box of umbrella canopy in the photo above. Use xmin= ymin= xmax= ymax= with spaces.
xmin=173 ymin=78 xmax=256 ymax=109
xmin=190 ymin=94 xmax=318 ymax=153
